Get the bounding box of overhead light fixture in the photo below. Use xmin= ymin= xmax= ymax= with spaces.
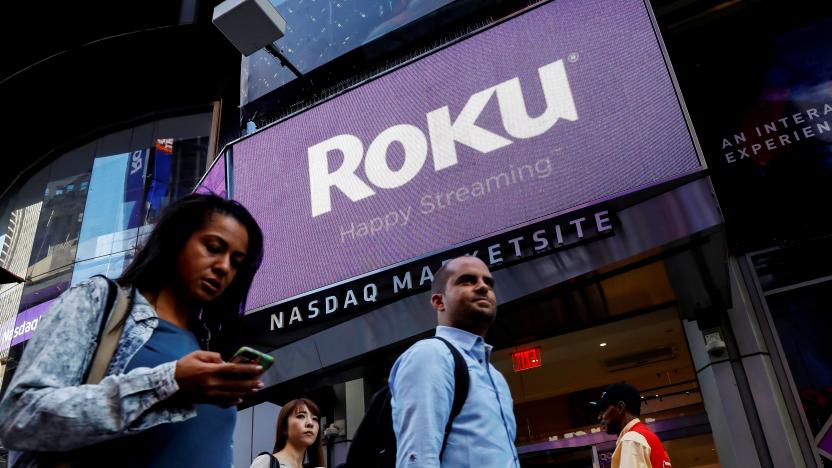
xmin=213 ymin=0 xmax=286 ymax=56
xmin=212 ymin=0 xmax=307 ymax=82
xmin=599 ymin=342 xmax=607 ymax=347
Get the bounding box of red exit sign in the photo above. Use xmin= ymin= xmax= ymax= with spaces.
xmin=512 ymin=347 xmax=542 ymax=372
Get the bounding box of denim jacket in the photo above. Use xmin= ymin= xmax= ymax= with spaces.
xmin=0 ymin=276 xmax=196 ymax=462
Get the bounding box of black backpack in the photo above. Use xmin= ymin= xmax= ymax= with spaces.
xmin=342 ymin=336 xmax=470 ymax=468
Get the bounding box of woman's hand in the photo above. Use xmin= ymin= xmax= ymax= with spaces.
xmin=175 ymin=351 xmax=265 ymax=407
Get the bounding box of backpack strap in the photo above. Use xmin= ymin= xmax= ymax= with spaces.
xmin=430 ymin=336 xmax=470 ymax=460
xmin=83 ymin=275 xmax=132 ymax=384
xmin=256 ymin=452 xmax=280 ymax=468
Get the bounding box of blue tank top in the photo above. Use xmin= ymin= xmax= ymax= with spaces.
xmin=97 ymin=319 xmax=236 ymax=467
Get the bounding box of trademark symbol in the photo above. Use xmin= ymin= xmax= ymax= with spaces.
xmin=568 ymin=52 xmax=579 ymax=63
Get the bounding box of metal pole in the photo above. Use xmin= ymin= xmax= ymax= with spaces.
xmin=265 ymin=43 xmax=311 ymax=86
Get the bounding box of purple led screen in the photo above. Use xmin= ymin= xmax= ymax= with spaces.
xmin=195 ymin=154 xmax=227 ymax=198
xmin=820 ymin=420 xmax=832 ymax=457
xmin=231 ymin=0 xmax=701 ymax=311
xmin=0 ymin=299 xmax=55 ymax=349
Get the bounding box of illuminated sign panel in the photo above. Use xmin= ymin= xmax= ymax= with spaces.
xmin=0 ymin=299 xmax=55 ymax=349
xmin=512 ymin=347 xmax=543 ymax=373
xmin=221 ymin=0 xmax=701 ymax=314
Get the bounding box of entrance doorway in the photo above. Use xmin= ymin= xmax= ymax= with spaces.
xmin=489 ymin=252 xmax=722 ymax=467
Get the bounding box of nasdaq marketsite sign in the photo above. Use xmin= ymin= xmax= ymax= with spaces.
xmin=226 ymin=0 xmax=702 ymax=336
xmin=244 ymin=206 xmax=617 ymax=346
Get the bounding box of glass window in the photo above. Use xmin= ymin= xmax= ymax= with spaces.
xmin=12 ymin=145 xmax=96 ymax=321
xmin=752 ymin=237 xmax=832 ymax=292
xmin=751 ymin=237 xmax=832 ymax=455
xmin=18 ymin=265 xmax=73 ymax=316
xmin=70 ymin=252 xmax=135 ymax=288
xmin=27 ymin=172 xmax=92 ymax=281
xmin=0 ymin=111 xmax=214 ymax=352
xmin=766 ymin=282 xmax=832 ymax=436
xmin=242 ymin=0 xmax=455 ymax=105
xmin=74 ymin=152 xmax=135 ymax=269
xmin=0 ymin=168 xmax=50 ymax=359
xmin=0 ymin=284 xmax=25 ymax=358
xmin=72 ymin=115 xmax=213 ymax=282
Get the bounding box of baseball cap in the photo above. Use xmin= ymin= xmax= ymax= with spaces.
xmin=588 ymin=383 xmax=641 ymax=412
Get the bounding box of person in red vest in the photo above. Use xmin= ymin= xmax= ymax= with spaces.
xmin=590 ymin=383 xmax=672 ymax=468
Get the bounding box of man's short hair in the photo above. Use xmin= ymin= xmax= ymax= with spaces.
xmin=430 ymin=261 xmax=453 ymax=295
xmin=431 ymin=256 xmax=491 ymax=295
xmin=624 ymin=396 xmax=641 ymax=416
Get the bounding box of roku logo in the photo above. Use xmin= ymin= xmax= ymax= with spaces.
xmin=307 ymin=58 xmax=578 ymax=217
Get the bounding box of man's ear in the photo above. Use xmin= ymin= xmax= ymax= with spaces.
xmin=431 ymin=293 xmax=445 ymax=312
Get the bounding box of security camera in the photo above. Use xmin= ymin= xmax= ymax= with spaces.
xmin=213 ymin=0 xmax=286 ymax=56
xmin=704 ymin=331 xmax=727 ymax=358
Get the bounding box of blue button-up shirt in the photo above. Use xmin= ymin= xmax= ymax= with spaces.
xmin=389 ymin=326 xmax=520 ymax=468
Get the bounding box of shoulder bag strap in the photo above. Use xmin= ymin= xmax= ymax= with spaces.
xmin=430 ymin=336 xmax=470 ymax=460
xmin=256 ymin=452 xmax=280 ymax=468
xmin=84 ymin=276 xmax=132 ymax=384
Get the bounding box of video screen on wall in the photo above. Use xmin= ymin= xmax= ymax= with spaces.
xmin=668 ymin=8 xmax=832 ymax=253
xmin=207 ymin=0 xmax=703 ymax=313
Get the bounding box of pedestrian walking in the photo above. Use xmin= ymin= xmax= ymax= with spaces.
xmin=250 ymin=398 xmax=326 ymax=468
xmin=0 ymin=193 xmax=265 ymax=467
xmin=591 ymin=383 xmax=673 ymax=468
xmin=388 ymin=256 xmax=520 ymax=468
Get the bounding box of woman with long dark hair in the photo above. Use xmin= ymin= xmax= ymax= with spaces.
xmin=0 ymin=193 xmax=266 ymax=467
xmin=251 ymin=398 xmax=326 ymax=468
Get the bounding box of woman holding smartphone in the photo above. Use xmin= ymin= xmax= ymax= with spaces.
xmin=251 ymin=398 xmax=326 ymax=468
xmin=0 ymin=193 xmax=265 ymax=467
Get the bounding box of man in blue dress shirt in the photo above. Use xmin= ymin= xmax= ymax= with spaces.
xmin=389 ymin=256 xmax=520 ymax=467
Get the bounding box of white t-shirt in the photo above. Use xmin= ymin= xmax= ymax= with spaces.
xmin=249 ymin=454 xmax=286 ymax=468
xmin=249 ymin=454 xmax=324 ymax=468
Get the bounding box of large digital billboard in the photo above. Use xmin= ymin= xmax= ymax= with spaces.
xmin=221 ymin=0 xmax=702 ymax=313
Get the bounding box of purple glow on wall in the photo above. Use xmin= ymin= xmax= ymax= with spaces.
xmin=196 ymin=154 xmax=227 ymax=199
xmin=818 ymin=416 xmax=832 ymax=456
xmin=225 ymin=0 xmax=701 ymax=311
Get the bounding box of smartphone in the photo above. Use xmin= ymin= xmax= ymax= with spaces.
xmin=230 ymin=346 xmax=274 ymax=371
